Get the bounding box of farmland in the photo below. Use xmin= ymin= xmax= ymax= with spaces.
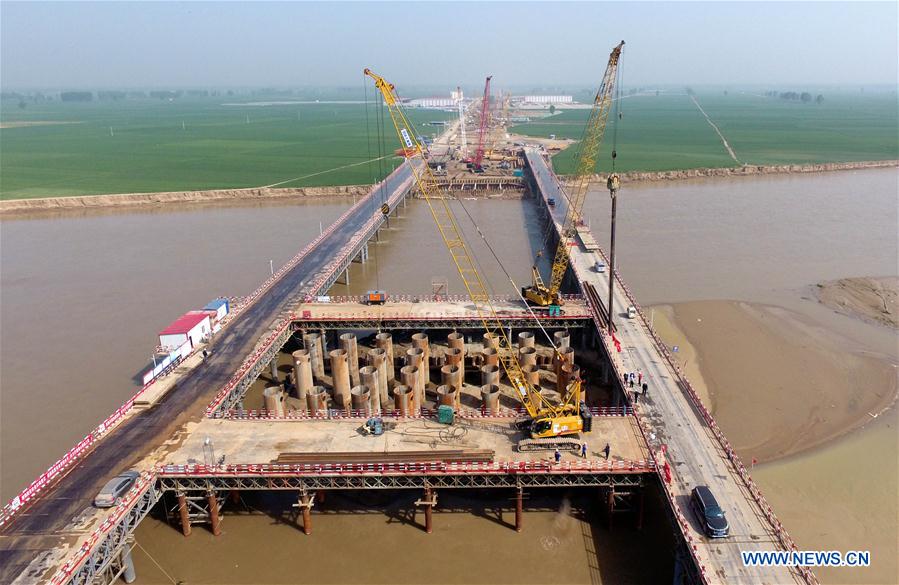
xmin=0 ymin=98 xmax=453 ymax=199
xmin=512 ymin=91 xmax=898 ymax=174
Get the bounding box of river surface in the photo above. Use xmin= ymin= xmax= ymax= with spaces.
xmin=1 ymin=168 xmax=896 ymax=583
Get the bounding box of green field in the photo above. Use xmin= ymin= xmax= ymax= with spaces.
xmin=512 ymin=92 xmax=898 ymax=174
xmin=0 ymin=99 xmax=452 ymax=199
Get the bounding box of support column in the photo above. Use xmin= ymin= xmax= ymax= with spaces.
xmin=121 ymin=546 xmax=137 ymax=583
xmin=177 ymin=493 xmax=191 ymax=537
xmin=269 ymin=357 xmax=279 ymax=382
xmin=339 ymin=333 xmax=360 ymax=387
xmin=294 ymin=492 xmax=314 ymax=535
xmin=416 ymin=488 xmax=437 ymax=534
xmin=515 ymin=487 xmax=523 ymax=532
xmin=607 ymin=487 xmax=615 ymax=530
xmin=636 ymin=488 xmax=645 ymax=530
xmin=208 ymin=492 xmax=221 ymax=536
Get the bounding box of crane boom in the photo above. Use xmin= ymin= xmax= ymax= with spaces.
xmin=523 ymin=41 xmax=624 ymax=307
xmin=364 ymin=68 xmax=585 ymax=438
xmin=471 ymin=75 xmax=492 ymax=170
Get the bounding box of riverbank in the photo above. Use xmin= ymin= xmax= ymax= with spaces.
xmin=3 ymin=159 xmax=895 ymax=216
xmin=0 ymin=185 xmax=373 ymax=215
xmin=569 ymin=158 xmax=898 ymax=186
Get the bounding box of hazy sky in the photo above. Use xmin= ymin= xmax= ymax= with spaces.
xmin=2 ymin=1 xmax=896 ymax=89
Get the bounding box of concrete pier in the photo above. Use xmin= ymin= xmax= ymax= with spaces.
xmin=480 ymin=364 xmax=500 ymax=387
xmin=329 ymin=349 xmax=351 ymax=410
xmin=518 ymin=346 xmax=538 ymax=367
xmin=306 ymin=386 xmax=328 ymax=416
xmin=553 ymin=330 xmax=570 ymax=349
xmin=440 ymin=364 xmax=462 ymax=394
xmin=369 ymin=348 xmax=390 ymax=406
xmin=393 ymin=384 xmax=413 ymax=415
xmin=411 ymin=333 xmax=430 ymax=387
xmin=445 ymin=347 xmax=464 ymax=368
xmin=304 ymin=332 xmax=326 ymax=381
xmin=483 ymin=332 xmax=499 ymax=349
xmin=436 ymin=384 xmax=456 ymax=407
xmin=350 ymin=385 xmax=371 ymax=416
xmin=339 ymin=333 xmax=360 ymax=387
xmin=360 ymin=366 xmax=381 ymax=413
xmin=447 ymin=331 xmax=465 ymax=363
xmin=480 ymin=383 xmax=500 ymax=412
xmin=482 ymin=347 xmax=499 ymax=367
xmin=400 ymin=365 xmax=422 ymax=412
xmin=405 ymin=347 xmax=426 ymax=396
xmin=292 ymin=350 xmax=313 ymax=405
xmin=518 ymin=331 xmax=535 ymax=348
xmin=522 ymin=364 xmax=540 ymax=387
xmin=374 ymin=333 xmax=395 ymax=382
xmin=263 ymin=385 xmax=285 ymax=416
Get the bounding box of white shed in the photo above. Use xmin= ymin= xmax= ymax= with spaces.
xmin=158 ymin=312 xmax=211 ymax=350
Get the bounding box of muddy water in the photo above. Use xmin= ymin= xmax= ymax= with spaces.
xmin=1 ymin=168 xmax=896 ymax=583
xmin=0 ymin=200 xmax=348 ymax=502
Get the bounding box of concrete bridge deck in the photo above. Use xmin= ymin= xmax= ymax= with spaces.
xmin=525 ymin=148 xmax=813 ymax=585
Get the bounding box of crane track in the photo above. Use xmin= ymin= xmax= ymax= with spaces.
xmin=517 ymin=437 xmax=583 ymax=452
xmin=582 ymin=281 xmax=616 ymax=332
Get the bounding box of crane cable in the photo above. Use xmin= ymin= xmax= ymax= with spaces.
xmin=363 ymin=74 xmax=383 ymax=292
xmin=453 ymin=196 xmax=561 ymax=354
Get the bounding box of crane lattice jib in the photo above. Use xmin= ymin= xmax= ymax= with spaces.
xmin=473 ymin=76 xmax=492 ymax=167
xmin=548 ymin=41 xmax=624 ymax=296
xmin=364 ymin=68 xmax=568 ymax=418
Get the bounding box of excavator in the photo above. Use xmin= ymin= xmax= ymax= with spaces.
xmin=522 ymin=41 xmax=625 ymax=310
xmin=365 ymin=68 xmax=591 ymax=450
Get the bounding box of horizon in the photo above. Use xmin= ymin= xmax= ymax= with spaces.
xmin=2 ymin=2 xmax=897 ymax=90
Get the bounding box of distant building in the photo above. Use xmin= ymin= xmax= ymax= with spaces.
xmin=408 ymin=97 xmax=456 ymax=108
xmin=521 ymin=95 xmax=574 ymax=104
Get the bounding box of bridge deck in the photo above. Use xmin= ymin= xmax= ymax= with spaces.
xmin=156 ymin=416 xmax=648 ymax=468
xmin=526 ymin=148 xmax=809 ymax=585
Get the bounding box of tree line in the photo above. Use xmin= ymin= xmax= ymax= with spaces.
xmin=765 ymin=90 xmax=824 ymax=104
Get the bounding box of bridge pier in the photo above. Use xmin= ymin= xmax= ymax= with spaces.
xmin=515 ymin=487 xmax=523 ymax=532
xmin=177 ymin=493 xmax=191 ymax=536
xmin=208 ymin=491 xmax=221 ymax=536
xmin=416 ymin=487 xmax=437 ymax=533
xmin=294 ymin=491 xmax=314 ymax=535
xmin=121 ymin=544 xmax=137 ymax=583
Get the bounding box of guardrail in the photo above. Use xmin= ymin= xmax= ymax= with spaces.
xmin=526 ymin=150 xmax=815 ymax=585
xmin=221 ymin=405 xmax=633 ymax=421
xmin=0 ymin=159 xmax=417 ymax=530
xmin=48 ymin=471 xmax=158 ymax=585
xmin=313 ymin=293 xmax=585 ymax=305
xmin=157 ymin=459 xmax=656 ymax=477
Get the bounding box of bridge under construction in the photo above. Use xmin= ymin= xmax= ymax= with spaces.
xmin=1 ymin=69 xmax=816 ymax=585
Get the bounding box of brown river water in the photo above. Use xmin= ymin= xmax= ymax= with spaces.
xmin=1 ymin=168 xmax=896 ymax=583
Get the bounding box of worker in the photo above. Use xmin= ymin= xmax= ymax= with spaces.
xmin=202 ymin=349 xmax=209 ymax=361
xmin=603 ymin=443 xmax=611 ymax=460
xmin=581 ymin=442 xmax=588 ymax=458
xmin=642 ymin=382 xmax=648 ymax=396
xmin=554 ymin=448 xmax=562 ymax=464
xmin=638 ymin=370 xmax=643 ymax=384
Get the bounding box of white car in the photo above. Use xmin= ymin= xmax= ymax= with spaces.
xmin=94 ymin=471 xmax=139 ymax=507
xmin=594 ymin=261 xmax=606 ymax=273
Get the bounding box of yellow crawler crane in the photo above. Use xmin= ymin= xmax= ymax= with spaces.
xmin=523 ymin=41 xmax=625 ymax=308
xmin=365 ymin=68 xmax=591 ymax=449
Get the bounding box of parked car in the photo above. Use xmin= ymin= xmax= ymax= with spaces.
xmin=627 ymin=305 xmax=637 ymax=319
xmin=594 ymin=261 xmax=606 ymax=273
xmin=691 ymin=485 xmax=730 ymax=538
xmin=94 ymin=471 xmax=140 ymax=508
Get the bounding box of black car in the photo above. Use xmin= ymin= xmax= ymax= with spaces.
xmin=691 ymin=485 xmax=730 ymax=538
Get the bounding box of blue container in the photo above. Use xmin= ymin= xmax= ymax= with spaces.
xmin=513 ymin=169 xmax=524 ymax=177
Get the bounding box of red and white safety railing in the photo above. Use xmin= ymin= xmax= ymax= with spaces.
xmin=221 ymin=405 xmax=633 ymax=421
xmin=157 ymin=458 xmax=656 ymax=477
xmin=47 ymin=471 xmax=157 ymax=585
